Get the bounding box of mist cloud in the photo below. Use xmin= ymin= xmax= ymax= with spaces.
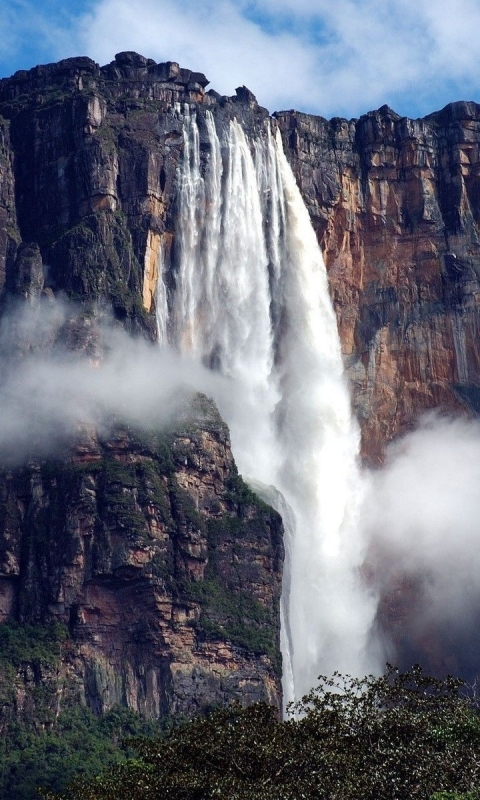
xmin=0 ymin=299 xmax=224 ymax=465
xmin=2 ymin=298 xmax=480 ymax=679
xmin=361 ymin=412 xmax=480 ymax=676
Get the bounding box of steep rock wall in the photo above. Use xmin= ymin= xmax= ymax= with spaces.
xmin=0 ymin=53 xmax=268 ymax=337
xmin=0 ymin=55 xmax=286 ymax=719
xmin=0 ymin=392 xmax=283 ymax=716
xmin=275 ymin=103 xmax=480 ymax=462
xmin=2 ymin=54 xmax=480 ymax=462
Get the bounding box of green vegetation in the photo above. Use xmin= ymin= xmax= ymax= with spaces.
xmin=0 ymin=620 xmax=68 ymax=669
xmin=186 ymin=577 xmax=277 ymax=662
xmin=43 ymin=666 xmax=480 ymax=800
xmin=0 ymin=705 xmax=162 ymax=800
xmin=0 ymin=621 xmax=163 ymax=800
xmin=98 ymin=452 xmax=174 ymax=539
xmin=225 ymin=471 xmax=270 ymax=512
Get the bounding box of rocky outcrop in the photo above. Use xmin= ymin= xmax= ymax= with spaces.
xmin=0 ymin=394 xmax=283 ymax=716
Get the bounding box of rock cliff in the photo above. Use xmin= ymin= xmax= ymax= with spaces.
xmin=1 ymin=51 xmax=480 ymax=714
xmin=0 ymin=390 xmax=283 ymax=718
xmin=0 ymin=54 xmax=285 ymax=719
xmin=275 ymin=103 xmax=480 ymax=462
xmin=2 ymin=53 xmax=480 ymax=464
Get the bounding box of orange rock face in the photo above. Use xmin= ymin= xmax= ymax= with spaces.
xmin=277 ymin=102 xmax=480 ymax=464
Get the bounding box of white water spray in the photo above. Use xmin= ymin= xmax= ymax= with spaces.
xmin=159 ymin=106 xmax=377 ymax=705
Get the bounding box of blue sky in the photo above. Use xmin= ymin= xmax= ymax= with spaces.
xmin=1 ymin=0 xmax=480 ymax=119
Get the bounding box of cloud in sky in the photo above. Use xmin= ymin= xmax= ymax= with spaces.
xmin=1 ymin=0 xmax=480 ymax=126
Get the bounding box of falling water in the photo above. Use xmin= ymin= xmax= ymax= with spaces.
xmin=159 ymin=106 xmax=377 ymax=705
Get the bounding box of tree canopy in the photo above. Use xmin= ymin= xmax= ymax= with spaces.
xmin=43 ymin=666 xmax=480 ymax=800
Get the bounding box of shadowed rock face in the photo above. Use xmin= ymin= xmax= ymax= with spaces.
xmin=0 ymin=53 xmax=270 ymax=338
xmin=1 ymin=51 xmax=480 ymax=706
xmin=0 ymin=394 xmax=284 ymax=716
xmin=0 ymin=54 xmax=285 ymax=718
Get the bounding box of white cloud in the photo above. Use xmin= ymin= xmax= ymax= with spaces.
xmin=75 ymin=0 xmax=316 ymax=112
xmin=0 ymin=299 xmax=225 ymax=464
xmin=2 ymin=0 xmax=480 ymax=117
xmin=67 ymin=0 xmax=480 ymax=118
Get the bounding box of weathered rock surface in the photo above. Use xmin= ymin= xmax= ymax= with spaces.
xmin=0 ymin=53 xmax=269 ymax=338
xmin=0 ymin=394 xmax=283 ymax=716
xmin=2 ymin=54 xmax=480 ymax=464
xmin=275 ymin=103 xmax=480 ymax=462
xmin=274 ymin=103 xmax=480 ymax=673
xmin=0 ymin=56 xmax=286 ymax=720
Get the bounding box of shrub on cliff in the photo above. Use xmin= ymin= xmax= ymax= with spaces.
xmin=42 ymin=666 xmax=480 ymax=800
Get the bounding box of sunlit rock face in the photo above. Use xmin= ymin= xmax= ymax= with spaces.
xmin=275 ymin=102 xmax=480 ymax=677
xmin=275 ymin=102 xmax=480 ymax=464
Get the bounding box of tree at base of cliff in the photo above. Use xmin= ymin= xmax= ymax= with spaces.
xmin=43 ymin=666 xmax=480 ymax=800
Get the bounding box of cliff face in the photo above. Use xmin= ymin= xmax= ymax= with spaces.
xmin=0 ymin=53 xmax=268 ymax=336
xmin=0 ymin=56 xmax=285 ymax=716
xmin=2 ymin=54 xmax=480 ymax=464
xmin=275 ymin=103 xmax=480 ymax=462
xmin=274 ymin=104 xmax=480 ymax=675
xmin=2 ymin=51 xmax=480 ymax=710
xmin=0 ymin=392 xmax=283 ymax=717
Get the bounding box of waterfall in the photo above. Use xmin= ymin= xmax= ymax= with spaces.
xmin=159 ymin=106 xmax=377 ymax=705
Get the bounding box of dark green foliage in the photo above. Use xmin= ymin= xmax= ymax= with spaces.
xmin=42 ymin=703 xmax=285 ymax=800
xmin=0 ymin=620 xmax=68 ymax=671
xmin=99 ymin=458 xmax=146 ymax=537
xmin=285 ymin=665 xmax=480 ymax=800
xmin=169 ymin=480 xmax=205 ymax=532
xmin=0 ymin=621 xmax=164 ymax=800
xmin=43 ymin=211 xmax=150 ymax=330
xmin=0 ymin=705 xmax=162 ymax=800
xmin=125 ymin=428 xmax=175 ymax=475
xmin=225 ymin=471 xmax=271 ymax=516
xmin=432 ymin=794 xmax=480 ymax=800
xmin=186 ymin=577 xmax=277 ymax=660
xmin=44 ymin=667 xmax=480 ymax=800
xmin=178 ymin=467 xmax=282 ymax=670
